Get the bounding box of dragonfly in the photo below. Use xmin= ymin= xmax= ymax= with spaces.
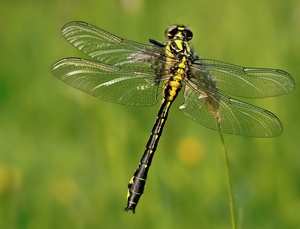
xmin=52 ymin=21 xmax=295 ymax=213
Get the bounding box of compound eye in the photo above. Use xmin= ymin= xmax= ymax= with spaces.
xmin=165 ymin=25 xmax=178 ymax=39
xmin=185 ymin=28 xmax=193 ymax=41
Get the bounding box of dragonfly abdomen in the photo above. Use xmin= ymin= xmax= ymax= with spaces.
xmin=124 ymin=99 xmax=171 ymax=213
xmin=125 ymin=80 xmax=182 ymax=212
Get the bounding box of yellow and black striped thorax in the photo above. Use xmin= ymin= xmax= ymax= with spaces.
xmin=161 ymin=25 xmax=195 ymax=101
xmin=164 ymin=25 xmax=193 ymax=57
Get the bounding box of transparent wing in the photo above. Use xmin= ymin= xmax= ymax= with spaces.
xmin=191 ymin=59 xmax=295 ymax=98
xmin=61 ymin=21 xmax=165 ymax=68
xmin=180 ymin=79 xmax=282 ymax=137
xmin=52 ymin=58 xmax=160 ymax=106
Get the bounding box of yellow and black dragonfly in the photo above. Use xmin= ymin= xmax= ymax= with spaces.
xmin=52 ymin=21 xmax=295 ymax=213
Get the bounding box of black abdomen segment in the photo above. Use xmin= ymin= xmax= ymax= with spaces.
xmin=124 ymin=98 xmax=172 ymax=213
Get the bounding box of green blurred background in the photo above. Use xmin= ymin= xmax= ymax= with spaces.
xmin=1 ymin=0 xmax=299 ymax=228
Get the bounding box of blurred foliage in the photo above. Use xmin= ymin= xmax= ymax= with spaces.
xmin=0 ymin=0 xmax=299 ymax=228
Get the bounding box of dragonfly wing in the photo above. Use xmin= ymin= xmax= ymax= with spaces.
xmin=192 ymin=59 xmax=295 ymax=98
xmin=180 ymin=80 xmax=282 ymax=137
xmin=52 ymin=58 xmax=160 ymax=106
xmin=61 ymin=21 xmax=165 ymax=68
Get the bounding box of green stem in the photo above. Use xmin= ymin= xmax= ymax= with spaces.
xmin=219 ymin=132 xmax=236 ymax=229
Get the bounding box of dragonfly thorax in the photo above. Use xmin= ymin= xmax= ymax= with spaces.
xmin=164 ymin=26 xmax=195 ymax=63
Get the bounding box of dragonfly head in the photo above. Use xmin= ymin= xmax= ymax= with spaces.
xmin=165 ymin=25 xmax=193 ymax=41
